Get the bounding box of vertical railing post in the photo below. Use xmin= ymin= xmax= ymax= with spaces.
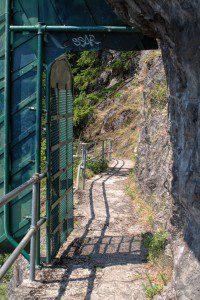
xmin=107 ymin=139 xmax=112 ymax=162
xmin=45 ymin=65 xmax=51 ymax=264
xmin=30 ymin=174 xmax=39 ymax=281
xmin=81 ymin=143 xmax=87 ymax=190
xmin=102 ymin=141 xmax=105 ymax=160
xmin=35 ymin=22 xmax=44 ymax=267
xmin=76 ymin=162 xmax=81 ymax=191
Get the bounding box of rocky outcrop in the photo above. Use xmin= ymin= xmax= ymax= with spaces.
xmin=135 ymin=51 xmax=172 ymax=229
xmin=101 ymin=108 xmax=135 ymax=133
xmin=107 ymin=1 xmax=200 ymax=298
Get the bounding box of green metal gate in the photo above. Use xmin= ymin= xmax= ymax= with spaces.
xmin=46 ymin=56 xmax=74 ymax=261
xmin=0 ymin=0 xmax=157 ymax=258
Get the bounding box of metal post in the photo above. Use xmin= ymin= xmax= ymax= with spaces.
xmin=107 ymin=140 xmax=112 ymax=162
xmin=102 ymin=141 xmax=105 ymax=160
xmin=45 ymin=65 xmax=51 ymax=264
xmin=30 ymin=175 xmax=39 ymax=281
xmin=75 ymin=162 xmax=82 ymax=191
xmin=35 ymin=23 xmax=43 ymax=267
xmin=81 ymin=143 xmax=87 ymax=190
xmin=0 ymin=219 xmax=46 ymax=281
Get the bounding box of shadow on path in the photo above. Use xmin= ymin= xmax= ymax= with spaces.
xmin=42 ymin=159 xmax=148 ymax=300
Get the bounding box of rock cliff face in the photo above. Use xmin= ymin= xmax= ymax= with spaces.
xmin=107 ymin=1 xmax=200 ymax=298
xmin=135 ymin=51 xmax=172 ymax=231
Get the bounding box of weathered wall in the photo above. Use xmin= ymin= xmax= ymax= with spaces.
xmin=107 ymin=1 xmax=200 ymax=298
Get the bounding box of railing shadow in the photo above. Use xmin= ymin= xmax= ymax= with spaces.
xmin=42 ymin=159 xmax=148 ymax=300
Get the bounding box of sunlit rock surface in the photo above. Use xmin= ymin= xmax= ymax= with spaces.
xmin=108 ymin=1 xmax=200 ymax=298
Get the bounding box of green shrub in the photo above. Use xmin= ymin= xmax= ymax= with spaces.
xmin=86 ymin=158 xmax=108 ymax=175
xmin=66 ymin=51 xmax=137 ymax=134
xmin=143 ymin=231 xmax=168 ymax=262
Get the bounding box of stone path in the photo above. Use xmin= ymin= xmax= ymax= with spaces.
xmin=12 ymin=159 xmax=149 ymax=300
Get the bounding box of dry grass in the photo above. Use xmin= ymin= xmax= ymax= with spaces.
xmin=125 ymin=174 xmax=173 ymax=298
xmin=125 ymin=178 xmax=154 ymax=231
xmin=84 ymin=80 xmax=143 ymax=159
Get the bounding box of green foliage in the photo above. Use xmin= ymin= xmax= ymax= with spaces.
xmin=41 ymin=138 xmax=46 ymax=173
xmin=142 ymin=271 xmax=169 ymax=298
xmin=0 ymin=254 xmax=12 ymax=283
xmin=143 ymin=273 xmax=162 ymax=299
xmin=73 ymin=92 xmax=99 ymax=127
xmin=109 ymin=51 xmax=137 ymax=75
xmin=94 ymin=264 xmax=103 ymax=272
xmin=40 ymin=138 xmax=47 ymax=193
xmin=66 ymin=51 xmax=137 ymax=133
xmin=0 ymin=284 xmax=7 ymax=300
xmin=121 ymin=51 xmax=137 ymax=71
xmin=86 ymin=158 xmax=108 ymax=175
xmin=110 ymin=60 xmax=124 ymax=75
xmin=85 ymin=168 xmax=95 ymax=179
xmin=125 ymin=184 xmax=139 ymax=199
xmin=158 ymin=272 xmax=168 ymax=285
xmin=0 ymin=254 xmax=13 ymax=299
xmin=67 ymin=52 xmax=102 ymax=130
xmin=129 ymin=168 xmax=135 ymax=180
xmin=113 ymin=91 xmax=122 ymax=98
xmin=148 ymin=82 xmax=168 ymax=109
xmin=143 ymin=231 xmax=168 ymax=262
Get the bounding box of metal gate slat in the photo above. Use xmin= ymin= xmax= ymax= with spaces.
xmin=47 ymin=58 xmax=74 ymax=260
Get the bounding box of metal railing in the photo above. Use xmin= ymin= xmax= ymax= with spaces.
xmin=0 ymin=139 xmax=112 ymax=282
xmin=74 ymin=139 xmax=112 ymax=191
xmin=0 ymin=173 xmax=46 ymax=282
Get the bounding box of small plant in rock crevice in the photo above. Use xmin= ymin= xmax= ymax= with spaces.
xmin=94 ymin=264 xmax=104 ymax=272
xmin=125 ymin=168 xmax=172 ymax=298
xmin=142 ymin=273 xmax=162 ymax=299
xmin=147 ymin=82 xmax=168 ymax=110
xmin=143 ymin=230 xmax=168 ymax=263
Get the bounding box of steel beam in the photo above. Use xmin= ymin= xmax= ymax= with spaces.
xmin=9 ymin=25 xmax=138 ymax=33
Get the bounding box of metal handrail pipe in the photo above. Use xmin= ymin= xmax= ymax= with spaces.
xmin=0 ymin=173 xmax=46 ymax=208
xmin=38 ymin=172 xmax=47 ymax=180
xmin=10 ymin=25 xmax=138 ymax=33
xmin=81 ymin=144 xmax=87 ymax=190
xmin=73 ymin=188 xmax=79 ymax=194
xmin=0 ymin=177 xmax=36 ymax=208
xmin=0 ymin=217 xmax=45 ymax=281
xmin=37 ymin=218 xmax=46 ymax=228
xmin=74 ymin=162 xmax=82 ymax=192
